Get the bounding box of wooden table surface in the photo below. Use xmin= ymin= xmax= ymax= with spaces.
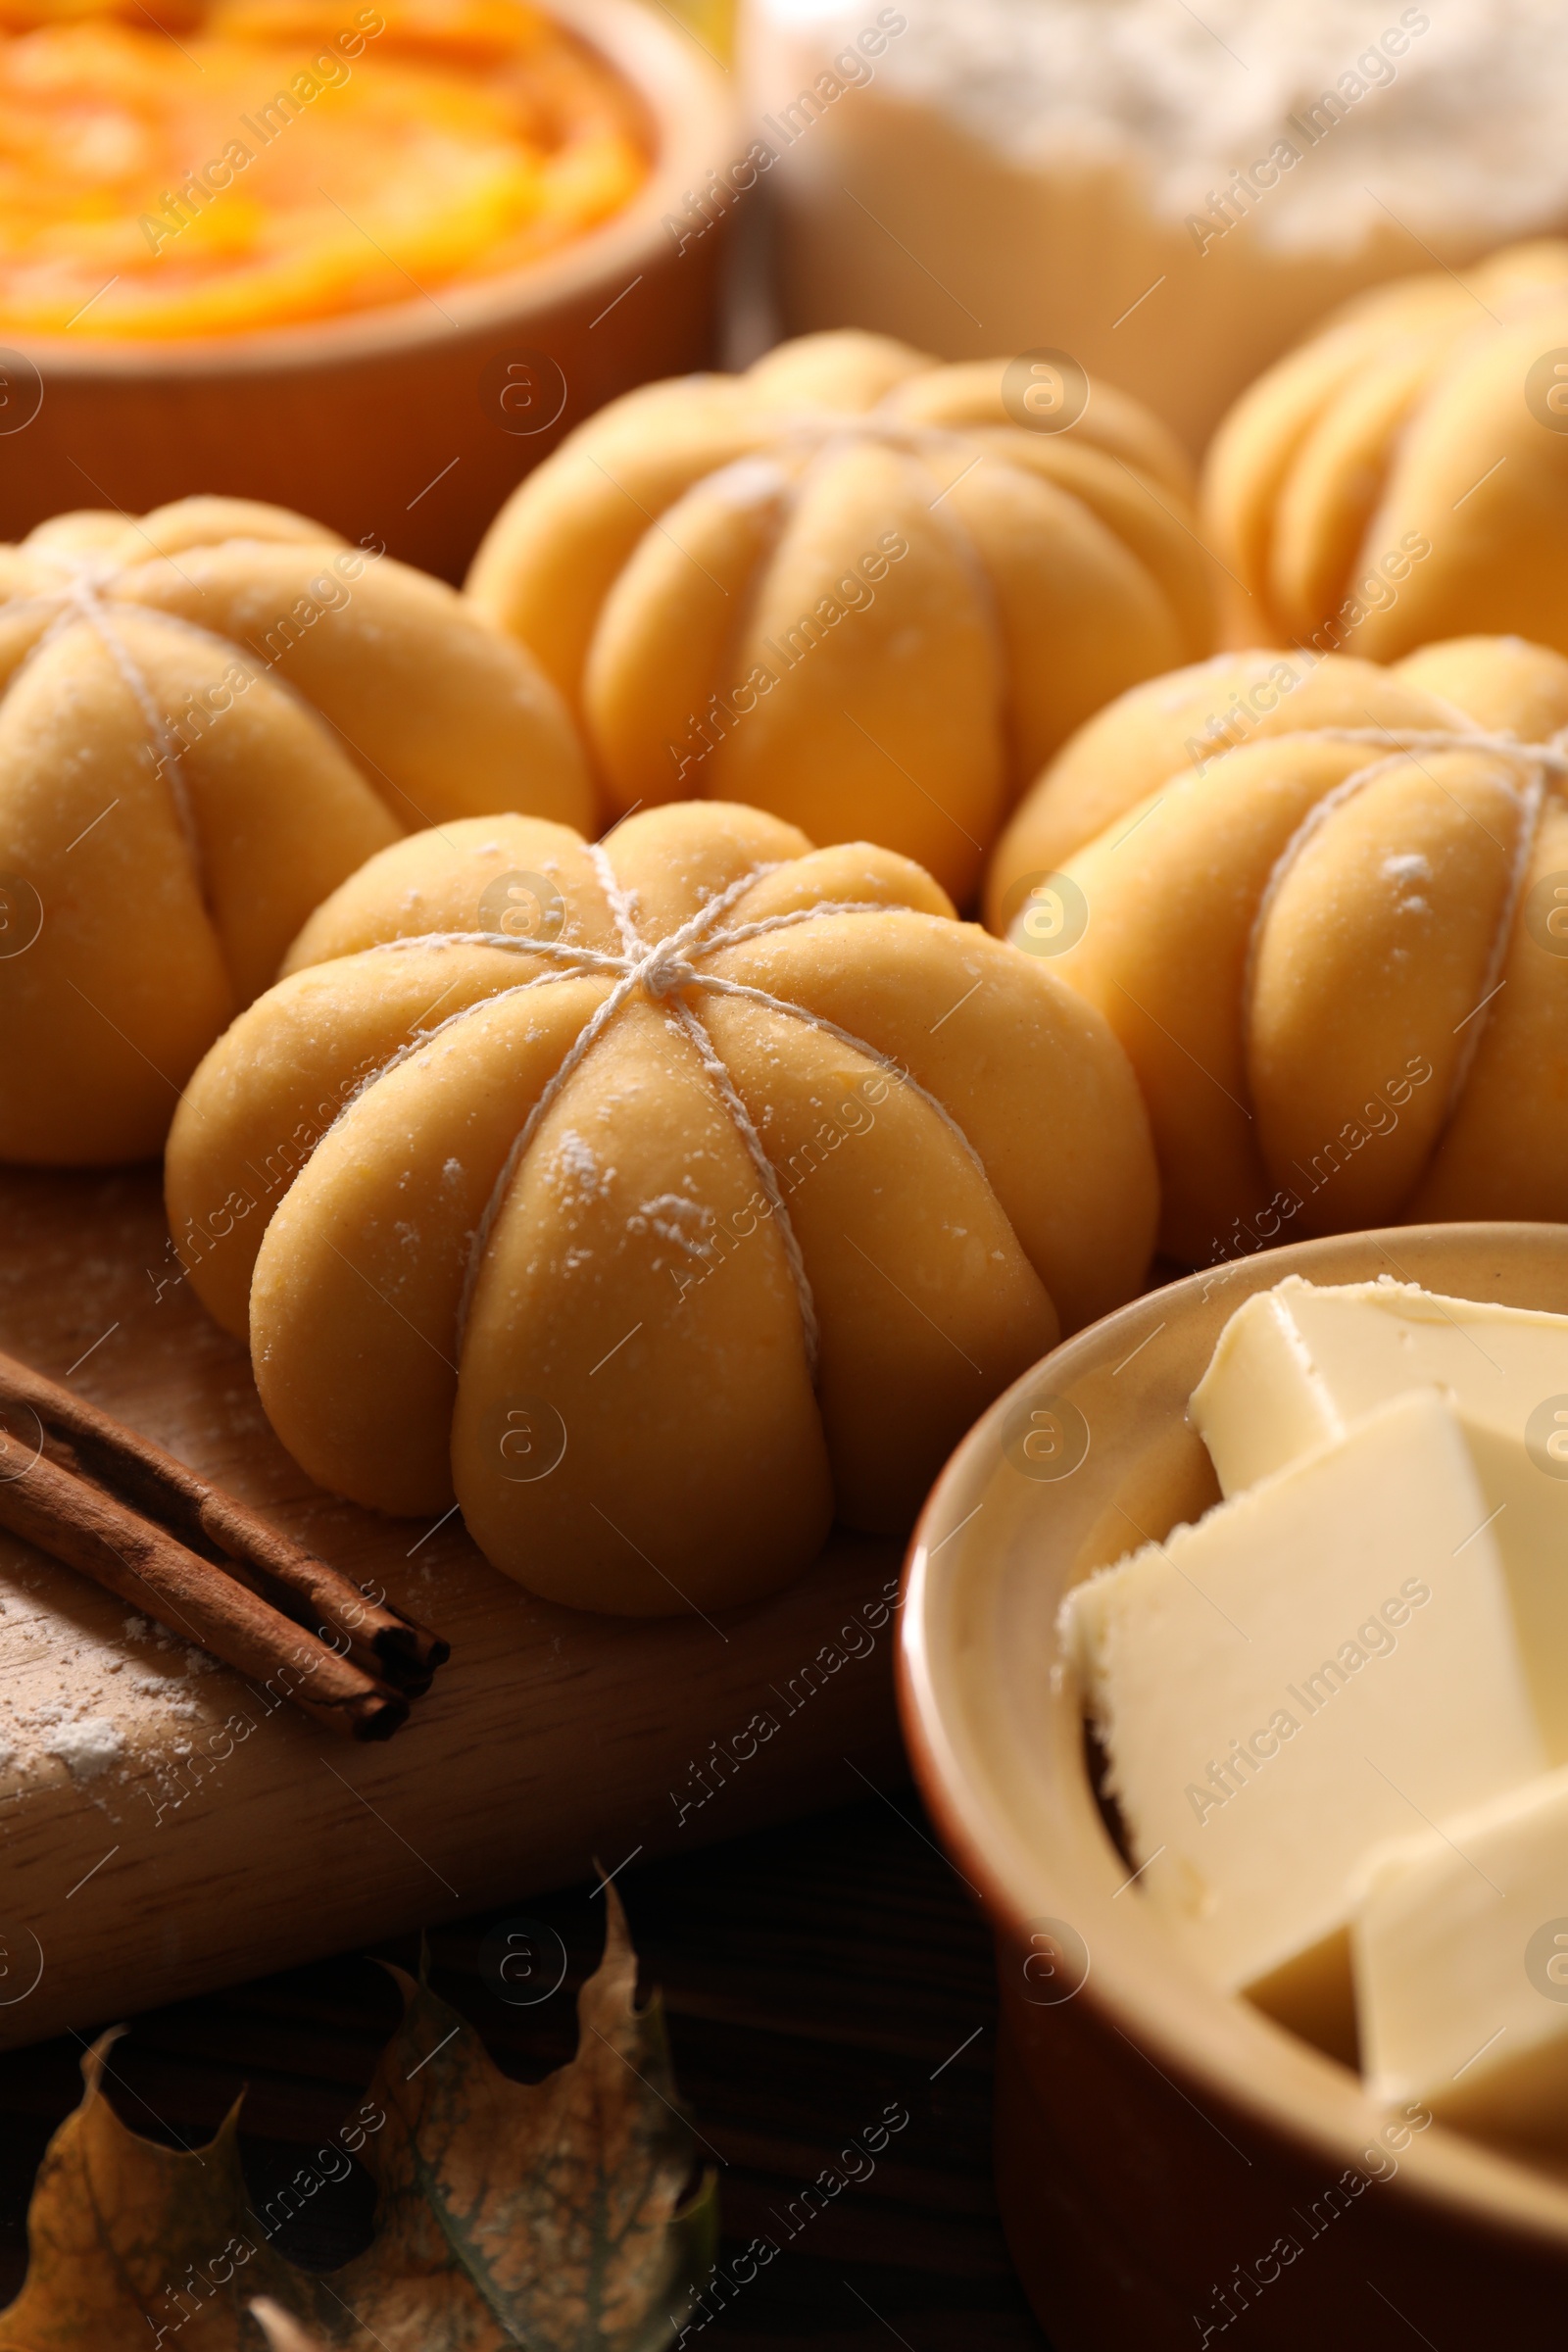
xmin=0 ymin=1789 xmax=1054 ymax=2347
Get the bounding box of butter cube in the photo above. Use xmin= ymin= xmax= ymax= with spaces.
xmin=1354 ymin=1766 xmax=1568 ymax=2154
xmin=1191 ymin=1277 xmax=1568 ymax=1758
xmin=1061 ymin=1389 xmax=1544 ymax=2019
xmin=1193 ymin=1275 xmax=1568 ymax=1493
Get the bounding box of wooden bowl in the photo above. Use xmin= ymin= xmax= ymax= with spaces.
xmin=900 ymin=1224 xmax=1568 ymax=2349
xmin=0 ymin=0 xmax=732 ymax=581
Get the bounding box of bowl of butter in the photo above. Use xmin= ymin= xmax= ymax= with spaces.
xmin=901 ymin=1224 xmax=1568 ymax=2351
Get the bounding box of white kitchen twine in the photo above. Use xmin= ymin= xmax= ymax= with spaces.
xmin=349 ymin=846 xmax=988 ymax=1379
xmin=1239 ymin=722 xmax=1568 ymax=1124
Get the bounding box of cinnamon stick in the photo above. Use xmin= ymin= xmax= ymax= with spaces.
xmin=0 ymin=1443 xmax=408 ymax=1740
xmin=0 ymin=1348 xmax=448 ymax=1695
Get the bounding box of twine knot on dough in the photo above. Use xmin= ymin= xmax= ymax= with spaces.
xmin=352 ymin=843 xmax=987 ymax=1380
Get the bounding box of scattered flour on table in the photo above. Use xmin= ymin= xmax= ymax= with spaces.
xmin=0 ymin=1611 xmax=222 ymax=1791
xmin=42 ymin=1717 xmax=123 ymax=1782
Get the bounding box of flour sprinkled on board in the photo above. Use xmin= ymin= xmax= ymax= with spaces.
xmin=43 ymin=1716 xmax=124 ymax=1781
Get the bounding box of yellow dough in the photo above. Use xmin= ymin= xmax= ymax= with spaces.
xmin=0 ymin=496 xmax=591 ymax=1164
xmin=1203 ymin=239 xmax=1568 ymax=656
xmin=466 ymin=330 xmax=1213 ymax=906
xmin=985 ymin=636 xmax=1568 ymax=1265
xmin=167 ymin=801 xmax=1158 ymax=1615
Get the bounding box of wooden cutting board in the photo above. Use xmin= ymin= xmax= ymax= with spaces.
xmin=0 ymin=1166 xmax=906 ymax=2050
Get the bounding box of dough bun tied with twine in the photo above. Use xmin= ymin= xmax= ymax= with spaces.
xmin=1202 ymin=238 xmax=1568 ymax=658
xmin=167 ymin=800 xmax=1158 ymax=1616
xmin=0 ymin=495 xmax=592 ymax=1166
xmin=985 ymin=636 xmax=1568 ymax=1267
xmin=464 ymin=328 xmax=1213 ymax=907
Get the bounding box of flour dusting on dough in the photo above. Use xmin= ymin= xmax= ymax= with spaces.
xmin=1382 ymin=849 xmax=1432 ymax=917
xmin=629 ymin=1192 xmax=717 ymax=1261
xmin=553 ymin=1129 xmax=614 ymax=1203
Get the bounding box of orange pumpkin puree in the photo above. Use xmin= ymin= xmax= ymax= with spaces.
xmin=0 ymin=0 xmax=651 ymax=334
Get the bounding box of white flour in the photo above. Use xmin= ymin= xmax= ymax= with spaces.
xmin=42 ymin=1716 xmax=124 ymax=1782
xmin=758 ymin=0 xmax=1568 ymax=251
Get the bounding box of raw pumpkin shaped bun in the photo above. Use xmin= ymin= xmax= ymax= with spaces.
xmin=466 ymin=329 xmax=1213 ymax=905
xmin=1203 ymin=239 xmax=1568 ymax=657
xmin=167 ymin=801 xmax=1158 ymax=1616
xmin=0 ymin=495 xmax=591 ymax=1166
xmin=987 ymin=637 xmax=1568 ymax=1265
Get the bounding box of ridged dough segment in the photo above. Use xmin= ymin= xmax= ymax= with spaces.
xmin=940 ymin=457 xmax=1183 ymax=787
xmin=1248 ymin=755 xmax=1529 ymax=1230
xmin=1202 ymin=243 xmax=1568 ymax=657
xmin=22 ymin=509 xmax=131 ymax=559
xmin=583 ymin=456 xmax=793 ymax=815
xmin=0 ymin=625 xmax=230 ymax=1162
xmin=705 ymin=911 xmax=1156 ymax=1332
xmin=466 ymin=376 xmax=768 ymax=700
xmin=992 ymin=435 xmax=1211 ymax=662
xmin=168 ymin=946 xmax=538 ymax=1333
xmin=122 ymin=541 xmax=593 ymax=832
xmin=1204 ymin=318 xmax=1416 ymax=625
xmin=707 ymin=440 xmax=1005 ymax=904
xmin=1352 ymin=310 xmax=1568 ymax=662
xmin=250 ymin=979 xmax=611 ymax=1517
xmin=724 ymin=840 xmax=955 ymax=925
xmin=746 ymin=327 xmax=931 ymax=413
xmin=283 ymin=814 xmax=616 ymax=974
xmin=0 ymin=594 xmax=80 ymax=695
xmin=1394 ymin=636 xmax=1568 ymax=739
xmin=1267 ymin=340 xmax=1451 ymax=644
xmin=1051 ymin=738 xmax=1378 ymax=1262
xmin=105 ymin=610 xmax=401 ymax=1004
xmin=454 ymin=1001 xmax=835 ymax=1614
xmin=1202 ymin=268 xmax=1502 ymax=639
xmin=985 ymin=654 xmax=1451 ymax=927
xmin=603 ymin=801 xmax=815 ymax=943
xmin=1412 ymin=795 xmax=1568 ymax=1222
xmin=119 ymin=497 xmax=342 ymax=559
xmin=883 ymin=364 xmax=1194 ymax=500
xmin=701 ymin=993 xmax=1058 ymax=1529
xmin=22 ymin=497 xmax=335 ymax=564
xmin=1473 ymin=239 xmax=1568 ymax=302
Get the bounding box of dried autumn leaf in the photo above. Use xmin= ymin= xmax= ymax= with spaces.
xmin=0 ymin=1888 xmax=717 ymax=2351
xmin=0 ymin=2026 xmax=299 ymax=2348
xmin=323 ymin=1886 xmax=719 ymax=2348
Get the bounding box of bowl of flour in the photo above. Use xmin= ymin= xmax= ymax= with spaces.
xmin=742 ymin=0 xmax=1568 ymax=448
